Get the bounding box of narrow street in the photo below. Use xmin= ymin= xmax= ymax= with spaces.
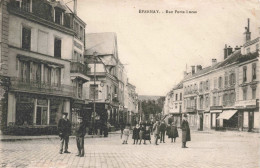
xmin=1 ymin=131 xmax=259 ymax=168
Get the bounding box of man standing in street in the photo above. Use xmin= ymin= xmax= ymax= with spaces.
xmin=160 ymin=120 xmax=166 ymax=143
xmin=153 ymin=120 xmax=160 ymax=145
xmin=75 ymin=116 xmax=86 ymax=157
xmin=58 ymin=112 xmax=72 ymax=154
xmin=181 ymin=114 xmax=191 ymax=148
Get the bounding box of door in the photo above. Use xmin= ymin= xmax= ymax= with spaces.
xmin=199 ymin=113 xmax=203 ymax=131
xmin=248 ymin=111 xmax=254 ymax=132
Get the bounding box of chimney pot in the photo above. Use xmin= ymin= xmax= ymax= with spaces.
xmin=191 ymin=66 xmax=196 ymax=75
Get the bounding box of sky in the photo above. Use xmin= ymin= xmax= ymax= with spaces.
xmin=65 ymin=0 xmax=260 ymax=96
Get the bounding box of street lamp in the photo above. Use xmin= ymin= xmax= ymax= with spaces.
xmin=92 ymin=51 xmax=98 ymax=134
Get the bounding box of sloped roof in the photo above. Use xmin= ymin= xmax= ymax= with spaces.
xmin=85 ymin=33 xmax=118 ymax=56
xmin=184 ymin=50 xmax=242 ymax=81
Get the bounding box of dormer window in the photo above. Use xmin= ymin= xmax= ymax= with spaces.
xmin=54 ymin=8 xmax=63 ymax=25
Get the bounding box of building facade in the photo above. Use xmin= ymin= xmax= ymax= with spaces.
xmin=0 ymin=0 xmax=87 ymax=134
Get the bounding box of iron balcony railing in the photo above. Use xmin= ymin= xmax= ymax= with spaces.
xmin=10 ymin=77 xmax=76 ymax=98
xmin=70 ymin=62 xmax=88 ymax=76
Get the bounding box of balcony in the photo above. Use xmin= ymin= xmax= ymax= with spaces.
xmin=70 ymin=62 xmax=88 ymax=76
xmin=235 ymin=99 xmax=258 ymax=109
xmin=10 ymin=77 xmax=76 ymax=98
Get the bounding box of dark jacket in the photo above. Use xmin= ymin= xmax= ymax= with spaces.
xmin=160 ymin=123 xmax=167 ymax=132
xmin=168 ymin=125 xmax=179 ymax=138
xmin=58 ymin=118 xmax=71 ymax=137
xmin=132 ymin=127 xmax=140 ymax=139
xmin=181 ymin=120 xmax=191 ymax=142
xmin=75 ymin=122 xmax=86 ymax=137
xmin=144 ymin=129 xmax=151 ymax=140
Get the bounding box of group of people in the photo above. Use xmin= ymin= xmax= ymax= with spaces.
xmin=121 ymin=114 xmax=191 ymax=148
xmin=57 ymin=112 xmax=86 ymax=157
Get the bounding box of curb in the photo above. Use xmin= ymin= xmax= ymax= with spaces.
xmin=0 ymin=132 xmax=121 ymax=142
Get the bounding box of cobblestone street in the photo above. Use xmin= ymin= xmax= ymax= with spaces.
xmin=0 ymin=131 xmax=259 ymax=168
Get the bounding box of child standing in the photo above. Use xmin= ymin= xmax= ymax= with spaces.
xmin=122 ymin=124 xmax=130 ymax=144
xmin=132 ymin=124 xmax=140 ymax=144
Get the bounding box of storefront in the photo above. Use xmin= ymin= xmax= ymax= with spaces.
xmin=217 ymin=110 xmax=238 ymax=130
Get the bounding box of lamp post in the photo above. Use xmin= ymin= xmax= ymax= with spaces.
xmin=92 ymin=51 xmax=97 ymax=134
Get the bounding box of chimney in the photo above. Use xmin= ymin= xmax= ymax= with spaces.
xmin=224 ymin=44 xmax=228 ymax=59
xmin=183 ymin=71 xmax=188 ymax=77
xmin=74 ymin=0 xmax=77 ymax=15
xmin=212 ymin=59 xmax=217 ymax=66
xmin=191 ymin=66 xmax=195 ymax=75
xmin=244 ymin=18 xmax=251 ymax=43
xmin=196 ymin=65 xmax=202 ymax=71
xmin=227 ymin=46 xmax=233 ymax=56
xmin=235 ymin=45 xmax=241 ymax=51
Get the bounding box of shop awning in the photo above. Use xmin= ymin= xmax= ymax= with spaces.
xmin=217 ymin=110 xmax=237 ymax=120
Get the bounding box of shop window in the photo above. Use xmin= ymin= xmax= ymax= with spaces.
xmin=36 ymin=99 xmax=48 ymax=125
xmin=252 ymin=63 xmax=256 ymax=80
xmin=54 ymin=38 xmax=61 ymax=58
xmin=243 ymin=66 xmax=247 ymax=82
xmin=22 ymin=26 xmax=31 ymax=50
xmin=16 ymin=96 xmax=34 ymax=125
xmin=50 ymin=99 xmax=63 ymax=125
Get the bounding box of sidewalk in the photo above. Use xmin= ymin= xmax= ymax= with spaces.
xmin=193 ymin=129 xmax=260 ymax=138
xmin=0 ymin=131 xmax=121 ymax=142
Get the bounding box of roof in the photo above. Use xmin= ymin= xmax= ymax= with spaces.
xmin=184 ymin=50 xmax=242 ymax=82
xmin=85 ymin=33 xmax=118 ymax=56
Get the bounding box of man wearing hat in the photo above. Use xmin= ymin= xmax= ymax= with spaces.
xmin=58 ymin=112 xmax=72 ymax=154
xmin=181 ymin=114 xmax=191 ymax=148
xmin=75 ymin=116 xmax=86 ymax=157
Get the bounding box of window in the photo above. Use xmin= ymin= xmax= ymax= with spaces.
xmin=224 ymin=75 xmax=228 ymax=87
xmin=21 ymin=0 xmax=31 ymax=12
xmin=230 ymin=93 xmax=235 ymax=105
xmin=54 ymin=8 xmax=62 ymax=25
xmin=218 ymin=77 xmax=222 ymax=89
xmin=252 ymin=63 xmax=256 ymax=80
xmin=256 ymin=44 xmax=259 ymax=51
xmin=20 ymin=61 xmax=30 ymax=82
xmin=243 ymin=66 xmax=247 ymax=82
xmin=175 ymin=94 xmax=178 ymax=101
xmin=22 ymin=26 xmax=31 ymax=50
xmin=175 ymin=103 xmax=177 ymax=109
xmin=229 ymin=73 xmax=235 ymax=85
xmin=31 ymin=62 xmax=41 ymax=83
xmin=43 ymin=65 xmax=51 ymax=84
xmin=200 ymin=81 xmax=203 ymax=91
xmin=180 ymin=93 xmax=182 ymax=100
xmin=213 ymin=96 xmax=217 ymax=106
xmin=205 ymin=96 xmax=209 ymax=108
xmin=214 ymin=78 xmax=217 ymax=89
xmin=246 ymin=47 xmax=250 ymax=54
xmin=78 ymin=83 xmax=82 ymax=98
xmin=243 ymin=88 xmax=247 ymax=100
xmin=90 ymin=85 xmax=98 ymax=100
xmin=200 ymin=97 xmax=204 ymax=109
xmin=252 ymin=88 xmax=256 ymax=99
xmin=54 ymin=38 xmax=61 ymax=58
xmin=206 ymin=80 xmax=209 ymax=90
xmin=194 ymin=83 xmax=197 ymax=91
xmin=52 ymin=68 xmax=61 ymax=87
xmin=80 ymin=26 xmax=83 ymax=40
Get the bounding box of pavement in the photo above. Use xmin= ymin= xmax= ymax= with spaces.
xmin=0 ymin=130 xmax=259 ymax=168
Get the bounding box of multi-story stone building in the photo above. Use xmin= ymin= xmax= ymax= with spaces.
xmin=0 ymin=0 xmax=87 ymax=134
xmin=164 ymin=19 xmax=259 ymax=132
xmin=126 ymin=82 xmax=138 ymax=125
xmin=85 ymin=32 xmax=130 ymax=129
